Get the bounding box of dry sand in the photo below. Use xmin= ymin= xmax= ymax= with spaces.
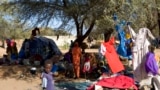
xmin=0 ymin=78 xmax=41 ymax=90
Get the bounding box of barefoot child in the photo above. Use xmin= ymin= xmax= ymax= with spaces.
xmin=41 ymin=60 xmax=54 ymax=90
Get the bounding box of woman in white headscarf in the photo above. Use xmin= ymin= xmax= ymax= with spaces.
xmin=127 ymin=24 xmax=155 ymax=83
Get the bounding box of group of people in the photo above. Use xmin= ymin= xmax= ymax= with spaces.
xmin=64 ymin=42 xmax=98 ymax=79
xmin=40 ymin=23 xmax=160 ymax=90
xmin=4 ymin=27 xmax=41 ymax=65
xmin=3 ymin=25 xmax=160 ymax=90
xmin=98 ymin=22 xmax=160 ymax=89
xmin=5 ymin=39 xmax=18 ymax=64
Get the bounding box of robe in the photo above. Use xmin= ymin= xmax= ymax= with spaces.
xmin=115 ymin=25 xmax=128 ymax=58
xmin=72 ymin=46 xmax=81 ymax=78
xmin=103 ymin=37 xmax=124 ymax=74
xmin=115 ymin=24 xmax=132 ymax=59
xmin=127 ymin=25 xmax=155 ymax=82
xmin=145 ymin=52 xmax=159 ymax=75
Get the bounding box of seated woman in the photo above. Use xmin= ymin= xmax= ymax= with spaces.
xmin=144 ymin=45 xmax=160 ymax=90
xmin=145 ymin=45 xmax=160 ymax=76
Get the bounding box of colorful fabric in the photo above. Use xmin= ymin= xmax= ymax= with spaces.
xmin=83 ymin=61 xmax=90 ymax=73
xmin=126 ymin=33 xmax=131 ymax=39
xmin=145 ymin=52 xmax=159 ymax=75
xmin=103 ymin=37 xmax=124 ymax=74
xmin=19 ymin=37 xmax=62 ymax=60
xmin=128 ymin=25 xmax=155 ymax=82
xmin=87 ymin=75 xmax=137 ymax=90
xmin=115 ymin=24 xmax=132 ymax=59
xmin=72 ymin=46 xmax=81 ymax=78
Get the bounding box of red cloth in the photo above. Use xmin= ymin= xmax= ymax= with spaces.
xmin=103 ymin=37 xmax=124 ymax=73
xmin=87 ymin=75 xmax=137 ymax=90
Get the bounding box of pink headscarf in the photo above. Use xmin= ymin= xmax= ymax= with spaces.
xmin=10 ymin=39 xmax=15 ymax=47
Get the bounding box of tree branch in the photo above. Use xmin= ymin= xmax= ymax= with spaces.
xmin=73 ymin=15 xmax=80 ymax=37
xmin=80 ymin=16 xmax=86 ymax=35
xmin=84 ymin=19 xmax=96 ymax=38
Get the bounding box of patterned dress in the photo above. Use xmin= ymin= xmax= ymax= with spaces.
xmin=72 ymin=45 xmax=81 ymax=78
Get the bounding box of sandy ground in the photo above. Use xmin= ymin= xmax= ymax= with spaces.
xmin=0 ymin=78 xmax=41 ymax=90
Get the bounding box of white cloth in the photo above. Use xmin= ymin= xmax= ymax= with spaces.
xmin=127 ymin=25 xmax=155 ymax=82
xmin=152 ymin=75 xmax=160 ymax=90
xmin=84 ymin=61 xmax=90 ymax=72
xmin=100 ymin=43 xmax=106 ymax=56
xmin=140 ymin=75 xmax=160 ymax=90
xmin=42 ymin=77 xmax=47 ymax=88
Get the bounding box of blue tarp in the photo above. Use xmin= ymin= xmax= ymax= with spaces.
xmin=55 ymin=81 xmax=92 ymax=90
xmin=115 ymin=21 xmax=132 ymax=60
xmin=19 ymin=37 xmax=62 ymax=60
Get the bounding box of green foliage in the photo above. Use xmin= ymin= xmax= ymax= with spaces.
xmin=0 ymin=0 xmax=159 ymax=41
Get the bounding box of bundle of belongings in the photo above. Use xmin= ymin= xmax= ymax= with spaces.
xmin=18 ymin=36 xmax=62 ymax=65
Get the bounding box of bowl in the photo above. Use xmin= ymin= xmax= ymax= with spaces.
xmin=30 ymin=67 xmax=37 ymax=75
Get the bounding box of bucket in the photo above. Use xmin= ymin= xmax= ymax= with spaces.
xmin=30 ymin=67 xmax=37 ymax=75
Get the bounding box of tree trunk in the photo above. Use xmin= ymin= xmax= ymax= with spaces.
xmin=158 ymin=13 xmax=160 ymax=36
xmin=74 ymin=19 xmax=95 ymax=46
xmin=74 ymin=35 xmax=86 ymax=46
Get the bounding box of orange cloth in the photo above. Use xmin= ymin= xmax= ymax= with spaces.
xmin=103 ymin=37 xmax=124 ymax=73
xmin=72 ymin=46 xmax=81 ymax=78
xmin=155 ymin=55 xmax=160 ymax=63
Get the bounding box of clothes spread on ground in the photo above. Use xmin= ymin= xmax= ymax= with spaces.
xmin=103 ymin=37 xmax=124 ymax=74
xmin=87 ymin=75 xmax=137 ymax=90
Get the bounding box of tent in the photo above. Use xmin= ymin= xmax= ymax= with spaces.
xmin=18 ymin=36 xmax=62 ymax=61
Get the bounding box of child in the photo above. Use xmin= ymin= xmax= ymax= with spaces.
xmin=41 ymin=60 xmax=54 ymax=90
xmin=83 ymin=53 xmax=91 ymax=73
xmin=82 ymin=53 xmax=91 ymax=81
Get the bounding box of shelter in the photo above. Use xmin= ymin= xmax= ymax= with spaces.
xmin=18 ymin=36 xmax=62 ymax=61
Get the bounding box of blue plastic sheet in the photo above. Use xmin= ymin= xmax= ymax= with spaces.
xmin=55 ymin=81 xmax=92 ymax=90
xmin=19 ymin=37 xmax=62 ymax=60
xmin=114 ymin=17 xmax=132 ymax=60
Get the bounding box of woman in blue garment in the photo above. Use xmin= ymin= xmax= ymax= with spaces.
xmin=115 ymin=22 xmax=128 ymax=58
xmin=115 ymin=20 xmax=133 ymax=61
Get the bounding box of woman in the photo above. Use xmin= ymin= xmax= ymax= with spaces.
xmin=72 ymin=42 xmax=82 ymax=79
xmin=101 ymin=28 xmax=124 ymax=74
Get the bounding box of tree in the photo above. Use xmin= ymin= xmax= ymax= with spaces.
xmin=0 ymin=0 xmax=159 ymax=45
xmin=0 ymin=0 xmax=117 ymax=45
